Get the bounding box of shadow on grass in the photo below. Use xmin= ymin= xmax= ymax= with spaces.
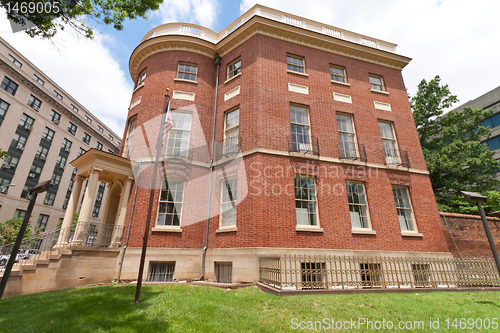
xmin=0 ymin=285 xmax=169 ymax=333
xmin=476 ymin=300 xmax=500 ymax=307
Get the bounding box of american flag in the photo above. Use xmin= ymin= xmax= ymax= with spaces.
xmin=157 ymin=100 xmax=173 ymax=149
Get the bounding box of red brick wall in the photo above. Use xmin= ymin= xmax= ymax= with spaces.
xmin=440 ymin=212 xmax=500 ymax=258
xmin=122 ymin=33 xmax=450 ymax=254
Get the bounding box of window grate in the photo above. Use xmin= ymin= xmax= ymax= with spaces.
xmin=148 ymin=262 xmax=175 ymax=282
xmin=215 ymin=262 xmax=232 ymax=283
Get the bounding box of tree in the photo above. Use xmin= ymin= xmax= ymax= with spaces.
xmin=57 ymin=211 xmax=79 ymax=231
xmin=410 ymin=75 xmax=499 ymax=213
xmin=3 ymin=0 xmax=163 ymax=39
xmin=0 ymin=217 xmax=34 ymax=245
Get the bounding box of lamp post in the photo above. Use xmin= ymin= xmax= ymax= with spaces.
xmin=461 ymin=191 xmax=500 ymax=276
xmin=0 ymin=180 xmax=50 ymax=299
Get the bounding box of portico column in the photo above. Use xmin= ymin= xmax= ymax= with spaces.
xmin=54 ymin=175 xmax=85 ymax=248
xmin=73 ymin=168 xmax=102 ymax=245
xmin=110 ymin=177 xmax=134 ymax=247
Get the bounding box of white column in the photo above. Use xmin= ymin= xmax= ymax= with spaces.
xmin=54 ymin=175 xmax=84 ymax=248
xmin=110 ymin=177 xmax=134 ymax=247
xmin=74 ymin=168 xmax=101 ymax=245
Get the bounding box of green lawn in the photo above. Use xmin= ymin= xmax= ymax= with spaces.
xmin=0 ymin=284 xmax=499 ymax=332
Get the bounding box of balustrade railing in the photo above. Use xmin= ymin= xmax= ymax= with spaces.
xmin=383 ymin=148 xmax=410 ymax=168
xmin=288 ymin=135 xmax=320 ymax=156
xmin=337 ymin=142 xmax=367 ymax=162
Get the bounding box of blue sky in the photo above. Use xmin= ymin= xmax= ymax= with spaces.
xmin=1 ymin=0 xmax=499 ymax=136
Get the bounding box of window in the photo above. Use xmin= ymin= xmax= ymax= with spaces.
xmin=78 ymin=148 xmax=86 ymax=157
xmin=148 ymin=262 xmax=175 ymax=282
xmin=166 ymin=111 xmax=192 ymax=158
xmin=177 ymin=63 xmax=197 ymax=81
xmin=379 ymin=121 xmax=400 ymax=165
xmin=97 ymin=125 xmax=103 ymax=132
xmin=301 ymin=262 xmax=326 ymax=289
xmin=82 ymin=132 xmax=91 ymax=144
xmin=36 ymin=214 xmax=49 ymax=232
xmin=360 ymin=263 xmax=382 ymax=287
xmin=0 ymin=99 xmax=9 ymax=117
xmin=8 ymin=54 xmax=22 ymax=68
xmin=53 ymin=90 xmax=63 ymax=100
xmin=19 ymin=113 xmax=35 ymax=128
xmin=224 ymin=108 xmax=239 ymax=154
xmin=92 ymin=182 xmax=106 ymax=217
xmin=156 ymin=179 xmax=184 ymax=227
xmin=49 ymin=110 xmax=61 ymax=124
xmin=36 ymin=146 xmax=49 ymax=160
xmin=123 ymin=117 xmax=137 ymax=158
xmin=61 ymin=138 xmax=72 ymax=152
xmin=295 ymin=175 xmax=318 ymax=226
xmin=56 ymin=155 xmax=67 ymax=169
xmin=215 ymin=262 xmax=232 ymax=283
xmin=290 ymin=104 xmax=311 ymax=153
xmin=12 ymin=133 xmax=27 ymax=149
xmin=108 ymin=149 xmax=114 ymax=154
xmin=137 ymin=70 xmax=147 ymax=87
xmin=337 ymin=113 xmax=358 ymax=159
xmin=50 ymin=173 xmax=61 ymax=186
xmin=1 ymin=76 xmax=18 ymax=96
xmin=227 ymin=58 xmax=241 ymax=79
xmin=30 ymin=164 xmax=42 ymax=177
xmin=0 ymin=177 xmax=11 ymax=190
xmin=67 ymin=122 xmax=77 ymax=135
xmin=369 ymin=75 xmax=385 ymax=91
xmin=41 ymin=127 xmax=55 ymax=143
xmin=412 ymin=264 xmax=430 ymax=285
xmin=27 ymin=95 xmax=42 ymax=111
xmin=108 ymin=134 xmax=114 ymax=141
xmin=70 ymin=104 xmax=78 ymax=113
xmin=14 ymin=209 xmax=26 ymax=219
xmin=96 ymin=142 xmax=103 ymax=150
xmin=85 ymin=115 xmax=92 ymax=124
xmin=33 ymin=74 xmax=44 ymax=86
xmin=21 ymin=185 xmax=31 ymax=199
xmin=287 ymin=54 xmax=305 ymax=73
xmin=330 ymin=65 xmax=346 ymax=83
xmin=220 ymin=178 xmax=237 ymax=228
xmin=44 ymin=192 xmax=56 ymax=205
xmin=346 ymin=181 xmax=370 ymax=229
xmin=392 ymin=186 xmax=416 ymax=232
xmin=3 ymin=155 xmax=19 ymax=170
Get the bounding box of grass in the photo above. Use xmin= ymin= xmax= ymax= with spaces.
xmin=0 ymin=284 xmax=499 ymax=332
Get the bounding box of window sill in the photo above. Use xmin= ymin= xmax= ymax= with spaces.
xmin=401 ymin=231 xmax=423 ymax=237
xmin=152 ymin=227 xmax=183 ymax=233
xmin=216 ymin=226 xmax=237 ymax=233
xmin=370 ymin=89 xmax=389 ymax=95
xmin=174 ymin=78 xmax=198 ymax=84
xmin=351 ymin=229 xmax=376 ymax=235
xmin=296 ymin=225 xmax=323 ymax=233
xmin=132 ymin=83 xmax=144 ymax=94
xmin=331 ymin=80 xmax=350 ymax=87
xmin=286 ymin=70 xmax=308 ymax=77
xmin=224 ymin=72 xmax=241 ymax=84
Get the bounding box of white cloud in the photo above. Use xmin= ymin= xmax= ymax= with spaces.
xmin=157 ymin=0 xmax=219 ymax=30
xmin=0 ymin=12 xmax=132 ymax=136
xmin=239 ymin=0 xmax=500 ymax=108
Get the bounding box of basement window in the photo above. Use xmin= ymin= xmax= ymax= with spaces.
xmin=215 ymin=262 xmax=232 ymax=283
xmin=301 ymin=262 xmax=326 ymax=289
xmin=360 ymin=263 xmax=382 ymax=287
xmin=148 ymin=262 xmax=175 ymax=282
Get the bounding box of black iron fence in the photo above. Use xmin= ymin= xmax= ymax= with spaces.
xmin=288 ymin=135 xmax=320 ymax=156
xmin=383 ymin=148 xmax=410 ymax=168
xmin=337 ymin=142 xmax=367 ymax=162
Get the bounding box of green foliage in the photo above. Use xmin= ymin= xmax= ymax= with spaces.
xmin=0 ymin=150 xmax=8 ymax=160
xmin=0 ymin=217 xmax=34 ymax=245
xmin=410 ymin=75 xmax=499 ymax=212
xmin=57 ymin=211 xmax=79 ymax=232
xmin=3 ymin=0 xmax=163 ymax=39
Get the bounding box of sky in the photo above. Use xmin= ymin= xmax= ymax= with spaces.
xmin=0 ymin=0 xmax=499 ymax=137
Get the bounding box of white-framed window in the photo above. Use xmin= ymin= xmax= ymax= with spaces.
xmin=330 ymin=65 xmax=346 ymax=83
xmin=392 ymin=186 xmax=417 ymax=232
xmin=346 ymin=181 xmax=371 ymax=229
xmin=123 ymin=117 xmax=137 ymax=158
xmin=369 ymin=74 xmax=385 ymax=91
xmin=166 ymin=111 xmax=192 ymax=158
xmin=287 ymin=54 xmax=305 ymax=73
xmin=53 ymin=90 xmax=63 ymax=100
xmin=177 ymin=63 xmax=197 ymax=81
xmin=156 ymin=179 xmax=184 ymax=227
xmin=137 ymin=70 xmax=147 ymax=87
xmin=295 ymin=174 xmax=318 ymax=226
xmin=378 ymin=121 xmax=400 ymax=165
xmin=220 ymin=178 xmax=237 ymax=228
xmin=224 ymin=107 xmax=239 ymax=155
xmin=227 ymin=58 xmax=241 ymax=80
xmin=8 ymin=54 xmax=21 ymax=68
xmin=290 ymin=104 xmax=311 ymax=153
xmin=337 ymin=113 xmax=358 ymax=159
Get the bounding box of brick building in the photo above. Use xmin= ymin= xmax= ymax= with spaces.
xmin=62 ymin=5 xmax=453 ymax=283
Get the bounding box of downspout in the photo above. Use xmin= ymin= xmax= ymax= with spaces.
xmin=200 ymin=53 xmax=222 ymax=280
xmin=117 ymin=160 xmax=141 ymax=282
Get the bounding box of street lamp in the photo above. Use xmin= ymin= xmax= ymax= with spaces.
xmin=461 ymin=191 xmax=500 ymax=276
xmin=0 ymin=180 xmax=51 ymax=299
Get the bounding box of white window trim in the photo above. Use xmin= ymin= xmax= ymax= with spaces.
xmin=165 ymin=110 xmax=192 ymax=159
xmin=290 ymin=104 xmax=312 ymax=153
xmin=175 ymin=62 xmax=198 ymax=83
xmin=392 ymin=185 xmax=419 ymax=234
xmin=217 ymin=176 xmax=238 ymax=232
xmin=287 ymin=54 xmax=306 ymax=75
xmin=369 ymin=74 xmax=386 ymax=92
xmin=226 ymin=58 xmax=241 ymax=81
xmin=154 ymin=178 xmax=185 ymax=232
xmin=294 ymin=174 xmax=322 ymax=231
xmin=346 ymin=180 xmax=373 ymax=232
xmin=379 ymin=120 xmax=401 ymax=165
xmin=330 ymin=65 xmax=347 ymax=84
xmin=223 ymin=107 xmax=239 ymax=144
xmin=337 ymin=112 xmax=359 ymax=159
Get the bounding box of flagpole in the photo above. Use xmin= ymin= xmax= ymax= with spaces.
xmin=135 ymin=88 xmax=170 ymax=304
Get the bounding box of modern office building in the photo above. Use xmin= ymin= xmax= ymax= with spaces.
xmin=60 ymin=4 xmax=452 ymax=284
xmin=0 ymin=37 xmax=121 ymax=233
